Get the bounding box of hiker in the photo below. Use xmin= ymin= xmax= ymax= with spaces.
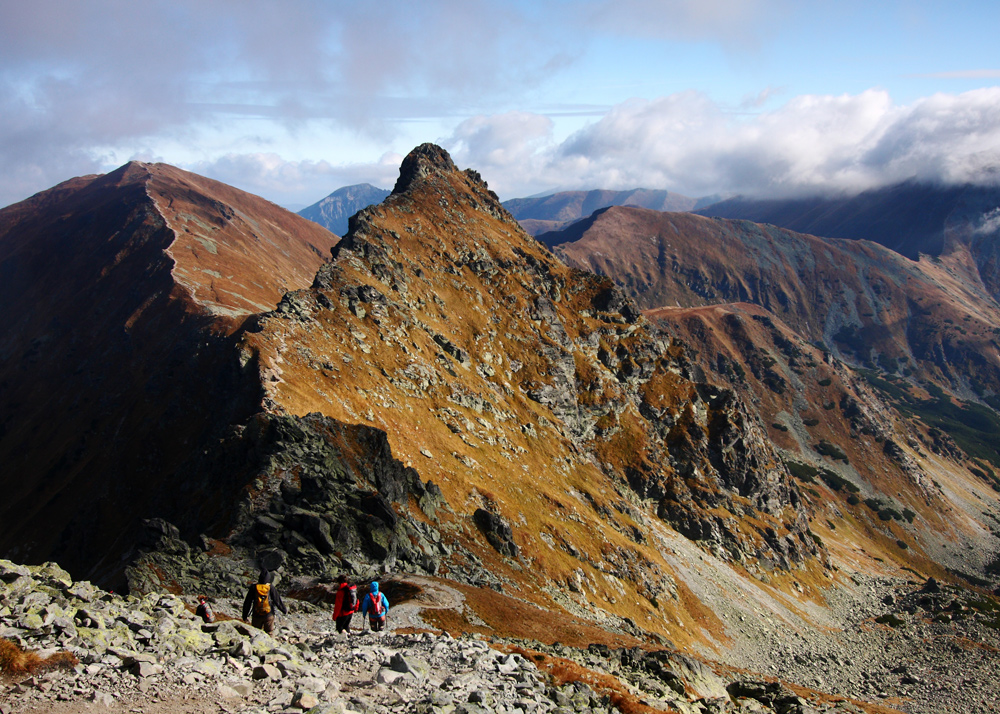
xmin=360 ymin=580 xmax=389 ymax=631
xmin=242 ymin=567 xmax=287 ymax=634
xmin=332 ymin=574 xmax=359 ymax=633
xmin=195 ymin=595 xmax=216 ymax=623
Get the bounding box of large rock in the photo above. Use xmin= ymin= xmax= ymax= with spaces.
xmin=473 ymin=509 xmax=518 ymax=559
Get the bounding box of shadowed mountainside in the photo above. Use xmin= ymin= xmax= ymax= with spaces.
xmin=0 ymin=162 xmax=338 ymax=583
xmin=696 ymin=181 xmax=1000 ymax=303
xmin=548 ymin=206 xmax=1000 ymax=400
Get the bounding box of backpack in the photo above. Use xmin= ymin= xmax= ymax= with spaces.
xmin=369 ymin=592 xmax=384 ymax=617
xmin=254 ymin=583 xmax=272 ymax=615
xmin=343 ymin=585 xmax=358 ymax=613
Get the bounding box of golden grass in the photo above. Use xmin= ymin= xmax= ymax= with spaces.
xmin=0 ymin=639 xmax=78 ymax=676
xmin=422 ymin=578 xmax=646 ymax=649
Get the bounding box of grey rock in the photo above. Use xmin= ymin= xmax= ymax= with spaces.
xmin=130 ymin=661 xmax=163 ymax=678
xmin=253 ymin=663 xmax=283 ymax=681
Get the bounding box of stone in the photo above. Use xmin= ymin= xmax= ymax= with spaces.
xmin=473 ymin=508 xmax=519 ymax=558
xmin=231 ymin=640 xmax=253 ymax=658
xmin=390 ymin=651 xmax=430 ymax=679
xmin=194 ymin=660 xmax=224 ymax=677
xmin=253 ymin=663 xmax=283 ymax=681
xmin=232 ymin=682 xmax=254 ymax=697
xmin=298 ymin=676 xmax=329 ymax=693
xmin=293 ymin=690 xmax=321 ymax=709
xmin=130 ymin=661 xmax=163 ymax=678
xmin=302 ymin=704 xmax=345 ymax=714
xmin=269 ymin=690 xmax=294 ymax=708
xmin=217 ymin=683 xmax=243 ymax=699
xmin=376 ymin=667 xmax=408 ymax=684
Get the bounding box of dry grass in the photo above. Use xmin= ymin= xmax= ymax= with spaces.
xmin=0 ymin=638 xmax=78 ymax=677
xmin=422 ymin=579 xmax=646 ymax=650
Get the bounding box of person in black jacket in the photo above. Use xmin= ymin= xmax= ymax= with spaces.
xmin=242 ymin=568 xmax=288 ymax=634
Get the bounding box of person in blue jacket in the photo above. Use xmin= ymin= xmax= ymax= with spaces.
xmin=361 ymin=581 xmax=389 ymax=631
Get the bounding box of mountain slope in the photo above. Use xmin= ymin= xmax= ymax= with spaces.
xmin=543 ymin=205 xmax=1000 ymax=580
xmin=204 ymin=145 xmax=821 ymax=645
xmin=0 ymin=162 xmax=337 ymax=582
xmin=696 ymin=181 xmax=1000 ymax=303
xmin=503 ymin=188 xmax=697 ymax=235
xmin=549 ymin=206 xmax=1000 ymax=399
xmin=299 ymin=183 xmax=391 ymax=236
xmin=6 ymin=147 xmax=1000 ymax=690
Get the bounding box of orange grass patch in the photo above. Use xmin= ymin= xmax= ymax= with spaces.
xmin=422 ymin=580 xmax=646 ymax=649
xmin=0 ymin=639 xmax=78 ymax=676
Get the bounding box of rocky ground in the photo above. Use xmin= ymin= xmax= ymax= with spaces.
xmin=744 ymin=572 xmax=1000 ymax=714
xmin=2 ymin=559 xmax=999 ymax=714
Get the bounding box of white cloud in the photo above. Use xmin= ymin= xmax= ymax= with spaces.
xmin=0 ymin=0 xmax=569 ymax=207
xmin=446 ymin=88 xmax=1000 ymax=199
xmin=190 ymin=152 xmax=401 ymax=208
xmin=578 ymin=0 xmax=786 ymax=47
xmin=2 ymin=1 xmax=998 ymax=209
xmin=915 ymin=70 xmax=1000 ymax=79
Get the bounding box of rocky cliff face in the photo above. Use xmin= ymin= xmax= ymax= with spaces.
xmin=541 ymin=203 xmax=1000 ymax=586
xmin=548 ymin=205 xmax=1000 ymax=399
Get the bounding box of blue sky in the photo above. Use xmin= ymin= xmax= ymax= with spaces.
xmin=2 ymin=0 xmax=1000 ymax=209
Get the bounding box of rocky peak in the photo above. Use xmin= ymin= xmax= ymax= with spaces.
xmin=232 ymin=141 xmax=820 ymax=640
xmin=391 ymin=143 xmax=461 ymax=196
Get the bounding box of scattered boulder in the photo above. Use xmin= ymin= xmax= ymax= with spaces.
xmin=473 ymin=509 xmax=519 ymax=558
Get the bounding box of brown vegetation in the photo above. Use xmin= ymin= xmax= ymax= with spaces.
xmin=0 ymin=638 xmax=78 ymax=677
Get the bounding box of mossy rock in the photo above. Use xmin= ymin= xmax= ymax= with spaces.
xmin=167 ymin=627 xmax=215 ymax=655
xmin=29 ymin=562 xmax=73 ymax=588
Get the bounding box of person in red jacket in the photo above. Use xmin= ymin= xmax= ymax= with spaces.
xmin=332 ymin=574 xmax=359 ymax=633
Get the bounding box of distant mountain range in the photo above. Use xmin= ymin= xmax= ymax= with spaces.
xmin=502 ymin=188 xmax=707 ymax=235
xmin=298 ymin=184 xmax=709 ymax=239
xmin=299 ymin=183 xmax=391 ymax=235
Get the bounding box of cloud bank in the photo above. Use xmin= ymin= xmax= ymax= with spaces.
xmin=2 ymin=1 xmax=999 ymax=208
xmin=446 ymin=88 xmax=1000 ymax=199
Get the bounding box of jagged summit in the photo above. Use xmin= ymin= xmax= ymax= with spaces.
xmin=391 ymin=143 xmax=461 ymax=195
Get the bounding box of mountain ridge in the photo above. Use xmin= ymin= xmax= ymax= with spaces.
xmin=503 ymin=187 xmax=699 ymax=236
xmin=4 ymin=146 xmax=1000 ymax=713
xmin=0 ymin=161 xmax=338 ymax=582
